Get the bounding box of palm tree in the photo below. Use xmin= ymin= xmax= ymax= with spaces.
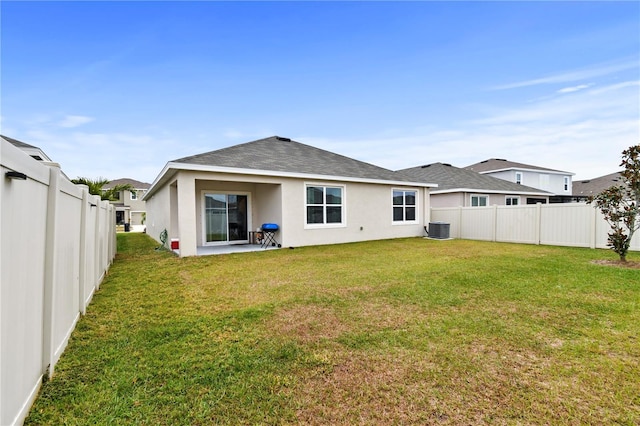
xmin=71 ymin=177 xmax=135 ymax=201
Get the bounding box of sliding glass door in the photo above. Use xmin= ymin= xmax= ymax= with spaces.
xmin=204 ymin=193 xmax=248 ymax=244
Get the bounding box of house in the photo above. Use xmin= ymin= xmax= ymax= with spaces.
xmin=398 ymin=162 xmax=552 ymax=207
xmin=2 ymin=134 xmax=53 ymax=162
xmin=103 ymin=178 xmax=151 ymax=231
xmin=464 ymin=158 xmax=574 ymax=203
xmin=143 ymin=136 xmax=437 ymax=256
xmin=572 ymin=172 xmax=623 ymax=202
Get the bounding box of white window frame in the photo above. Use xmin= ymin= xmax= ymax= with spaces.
xmin=304 ymin=183 xmax=346 ymax=229
xmin=130 ymin=190 xmax=138 ymax=200
xmin=563 ymin=176 xmax=570 ymax=192
xmin=505 ymin=196 xmax=520 ymax=206
xmin=392 ymin=189 xmax=419 ymax=225
xmin=515 ymin=172 xmax=523 ymax=185
xmin=470 ymin=194 xmax=489 ymax=207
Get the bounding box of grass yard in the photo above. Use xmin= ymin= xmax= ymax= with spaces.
xmin=26 ymin=234 xmax=639 ymax=425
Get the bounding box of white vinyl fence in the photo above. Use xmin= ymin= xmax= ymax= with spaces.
xmin=1 ymin=139 xmax=116 ymax=426
xmin=431 ymin=203 xmax=640 ymax=251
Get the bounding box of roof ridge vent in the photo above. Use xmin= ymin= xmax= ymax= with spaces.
xmin=442 ymin=163 xmax=451 ymax=167
xmin=276 ymin=136 xmax=291 ymax=142
xmin=421 ymin=164 xmax=431 ymax=168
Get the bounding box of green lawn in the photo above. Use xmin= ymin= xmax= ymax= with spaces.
xmin=26 ymin=234 xmax=640 ymax=425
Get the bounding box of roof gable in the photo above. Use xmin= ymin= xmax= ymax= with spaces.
xmin=399 ymin=162 xmax=551 ymax=194
xmin=172 ymin=136 xmax=417 ymax=183
xmin=1 ymin=135 xmax=36 ymax=149
xmin=464 ymin=158 xmax=572 ymax=175
xmin=1 ymin=134 xmax=52 ymax=162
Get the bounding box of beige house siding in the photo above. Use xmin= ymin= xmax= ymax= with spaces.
xmin=431 ymin=193 xmax=465 ymax=208
xmin=145 ymin=169 xmax=432 ymax=256
xmin=145 ymin=183 xmax=172 ymax=245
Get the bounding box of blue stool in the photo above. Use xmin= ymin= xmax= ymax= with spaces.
xmin=261 ymin=223 xmax=279 ymax=248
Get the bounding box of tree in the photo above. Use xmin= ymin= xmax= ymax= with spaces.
xmin=588 ymin=145 xmax=640 ymax=262
xmin=71 ymin=177 xmax=135 ymax=201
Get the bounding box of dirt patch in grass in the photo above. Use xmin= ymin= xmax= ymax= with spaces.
xmin=293 ymin=344 xmax=560 ymax=425
xmin=295 ymin=350 xmax=444 ymax=425
xmin=591 ymin=259 xmax=640 ymax=269
xmin=268 ymin=305 xmax=349 ymax=344
xmin=294 ymin=339 xmax=626 ymax=425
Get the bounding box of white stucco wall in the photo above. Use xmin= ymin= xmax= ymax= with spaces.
xmin=431 ymin=192 xmax=465 ymax=208
xmin=278 ymin=180 xmax=427 ymax=248
xmin=145 ymin=168 xmax=432 ymax=255
xmin=145 ymin=180 xmax=172 ymax=246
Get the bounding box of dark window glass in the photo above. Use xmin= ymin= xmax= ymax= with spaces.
xmin=393 ymin=190 xmax=404 ymax=205
xmin=405 ymin=192 xmax=416 ymax=205
xmin=405 ymin=207 xmax=416 ymax=221
xmin=307 ymin=206 xmax=324 ymax=224
xmin=326 ymin=187 xmax=342 ymax=204
xmin=327 ymin=206 xmax=342 ymax=223
xmin=393 ymin=207 xmax=404 ymax=221
xmin=307 ymin=187 xmax=324 ymax=204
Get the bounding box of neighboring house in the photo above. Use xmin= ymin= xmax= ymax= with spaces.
xmin=398 ymin=162 xmax=552 ymax=207
xmin=2 ymin=134 xmax=53 ymax=162
xmin=464 ymin=158 xmax=574 ymax=203
xmin=572 ymin=172 xmax=623 ymax=202
xmin=143 ymin=136 xmax=437 ymax=257
xmin=103 ymin=178 xmax=151 ymax=230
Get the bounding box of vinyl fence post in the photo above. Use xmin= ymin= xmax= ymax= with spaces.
xmin=78 ymin=186 xmax=89 ymax=315
xmin=535 ymin=202 xmax=542 ymax=245
xmin=492 ymin=204 xmax=498 ymax=242
xmin=94 ymin=197 xmax=102 ymax=288
xmin=42 ymin=165 xmax=60 ymax=377
xmin=589 ymin=203 xmax=596 ymax=249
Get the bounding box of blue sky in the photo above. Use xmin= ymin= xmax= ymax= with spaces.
xmin=2 ymin=1 xmax=638 ymax=183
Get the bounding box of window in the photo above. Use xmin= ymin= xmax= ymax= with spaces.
xmin=563 ymin=176 xmax=569 ymax=191
xmin=515 ymin=172 xmax=523 ymax=185
xmin=471 ymin=195 xmax=488 ymax=207
xmin=130 ymin=191 xmax=138 ymax=200
xmin=506 ymin=196 xmax=520 ymax=206
xmin=393 ymin=190 xmax=417 ymax=223
xmin=306 ymin=185 xmax=343 ymax=226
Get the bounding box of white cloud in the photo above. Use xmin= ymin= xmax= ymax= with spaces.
xmin=557 ymin=83 xmax=593 ymax=94
xmin=58 ymin=115 xmax=94 ymax=128
xmin=305 ymin=78 xmax=639 ymax=181
xmin=491 ymin=59 xmax=637 ymax=90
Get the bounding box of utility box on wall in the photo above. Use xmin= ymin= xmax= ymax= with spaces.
xmin=428 ymin=222 xmax=450 ymax=239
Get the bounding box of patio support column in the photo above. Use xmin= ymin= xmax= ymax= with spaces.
xmin=177 ymin=173 xmax=197 ymax=257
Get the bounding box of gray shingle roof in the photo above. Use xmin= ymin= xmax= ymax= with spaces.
xmin=464 ymin=158 xmax=572 ymax=174
xmin=573 ymin=172 xmax=623 ymax=197
xmin=398 ymin=162 xmax=551 ymax=193
xmin=104 ymin=178 xmax=151 ymax=189
xmin=173 ymin=136 xmax=417 ymax=182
